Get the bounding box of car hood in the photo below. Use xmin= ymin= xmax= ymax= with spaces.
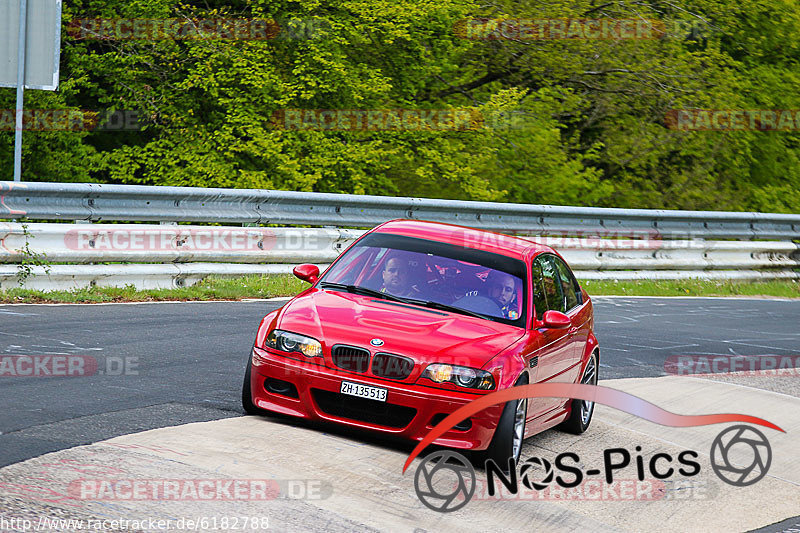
xmin=277 ymin=289 xmax=525 ymax=367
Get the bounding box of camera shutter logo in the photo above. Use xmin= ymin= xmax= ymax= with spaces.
xmin=710 ymin=425 xmax=772 ymax=487
xmin=520 ymin=457 xmax=554 ymax=490
xmin=413 ymin=451 xmax=475 ymax=512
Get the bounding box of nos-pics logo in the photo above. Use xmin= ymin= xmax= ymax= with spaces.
xmin=403 ymin=384 xmax=780 ymax=513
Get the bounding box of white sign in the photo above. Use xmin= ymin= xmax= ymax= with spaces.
xmin=0 ymin=0 xmax=62 ymax=90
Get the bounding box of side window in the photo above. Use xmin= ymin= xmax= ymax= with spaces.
xmin=532 ymin=260 xmax=547 ymax=320
xmin=550 ymin=255 xmax=581 ymax=311
xmin=532 ymin=256 xmax=565 ymax=319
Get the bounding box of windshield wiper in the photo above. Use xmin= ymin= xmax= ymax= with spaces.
xmin=318 ymin=282 xmax=403 ymax=302
xmin=399 ymin=298 xmax=487 ymax=320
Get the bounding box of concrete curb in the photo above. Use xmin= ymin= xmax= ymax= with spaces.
xmin=0 ymin=376 xmax=797 ymax=532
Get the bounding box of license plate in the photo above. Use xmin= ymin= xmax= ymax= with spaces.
xmin=340 ymin=381 xmax=387 ymax=402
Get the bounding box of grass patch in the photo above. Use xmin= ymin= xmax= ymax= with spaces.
xmin=580 ymin=278 xmax=800 ymax=298
xmin=1 ymin=275 xmax=798 ymax=304
xmin=0 ymin=274 xmax=309 ymax=304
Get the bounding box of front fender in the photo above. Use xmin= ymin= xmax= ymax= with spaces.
xmin=481 ymin=336 xmax=530 ymax=391
xmin=254 ymin=309 xmax=282 ymax=350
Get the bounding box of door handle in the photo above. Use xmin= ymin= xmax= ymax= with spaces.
xmin=568 ymin=327 xmax=578 ymax=337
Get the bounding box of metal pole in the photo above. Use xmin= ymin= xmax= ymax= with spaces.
xmin=13 ymin=0 xmax=28 ymax=182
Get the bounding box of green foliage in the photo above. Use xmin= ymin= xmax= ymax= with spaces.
xmin=2 ymin=275 xmax=797 ymax=303
xmin=1 ymin=0 xmax=798 ymax=212
xmin=0 ymin=274 xmax=309 ymax=303
xmin=15 ymin=224 xmax=51 ymax=286
xmin=581 ymin=278 xmax=800 ymax=298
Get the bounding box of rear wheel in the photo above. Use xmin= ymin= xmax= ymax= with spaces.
xmin=484 ymin=374 xmax=528 ymax=470
xmin=559 ymin=350 xmax=598 ymax=434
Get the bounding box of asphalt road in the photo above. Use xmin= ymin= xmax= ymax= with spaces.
xmin=594 ymin=297 xmax=800 ymax=379
xmin=0 ymin=296 xmax=798 ymax=468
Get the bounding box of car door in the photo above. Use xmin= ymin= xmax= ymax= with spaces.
xmin=549 ymin=254 xmax=589 ymax=383
xmin=526 ymin=254 xmax=574 ymax=419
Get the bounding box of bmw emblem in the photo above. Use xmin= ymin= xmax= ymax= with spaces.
xmin=370 ymin=338 xmax=384 ymax=347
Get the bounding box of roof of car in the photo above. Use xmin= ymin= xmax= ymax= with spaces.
xmin=372 ymin=219 xmax=553 ymax=259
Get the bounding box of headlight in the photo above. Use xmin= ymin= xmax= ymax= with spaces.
xmin=422 ymin=363 xmax=495 ymax=390
xmin=265 ymin=330 xmax=322 ymax=358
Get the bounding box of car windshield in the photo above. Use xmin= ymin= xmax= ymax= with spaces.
xmin=319 ymin=233 xmax=528 ymax=327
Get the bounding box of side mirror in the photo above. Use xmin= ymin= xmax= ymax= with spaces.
xmin=293 ymin=264 xmax=320 ymax=284
xmin=542 ymin=310 xmax=571 ymax=329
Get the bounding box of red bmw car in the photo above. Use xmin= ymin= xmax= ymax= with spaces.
xmin=242 ymin=220 xmax=599 ymax=464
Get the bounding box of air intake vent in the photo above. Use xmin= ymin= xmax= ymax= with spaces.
xmin=331 ymin=345 xmax=370 ymax=373
xmin=312 ymin=389 xmax=417 ymax=428
xmin=429 ymin=413 xmax=473 ymax=431
xmin=371 ymin=353 xmax=414 ymax=380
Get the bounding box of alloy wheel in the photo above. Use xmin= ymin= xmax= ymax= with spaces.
xmin=512 ymin=397 xmax=528 ymax=461
xmin=580 ymin=354 xmax=597 ymax=426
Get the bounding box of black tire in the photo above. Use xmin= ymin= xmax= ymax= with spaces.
xmin=242 ymin=357 xmax=267 ymax=416
xmin=559 ymin=350 xmax=599 ymax=434
xmin=483 ymin=374 xmax=529 ymax=470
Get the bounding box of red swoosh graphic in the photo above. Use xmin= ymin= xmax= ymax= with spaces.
xmin=0 ymin=194 xmax=26 ymax=216
xmin=402 ymin=383 xmax=784 ymax=473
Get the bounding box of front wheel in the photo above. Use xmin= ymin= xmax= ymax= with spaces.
xmin=484 ymin=375 xmax=528 ymax=469
xmin=242 ymin=356 xmax=267 ymax=416
xmin=559 ymin=350 xmax=598 ymax=434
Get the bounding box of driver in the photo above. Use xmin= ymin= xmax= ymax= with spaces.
xmin=486 ymin=270 xmax=519 ymax=319
xmin=380 ymin=257 xmax=419 ymax=298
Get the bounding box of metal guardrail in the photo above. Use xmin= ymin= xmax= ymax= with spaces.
xmin=0 ymin=182 xmax=798 ymax=289
xmin=0 ymin=263 xmax=304 ymax=291
xmin=1 ymin=223 xmax=798 ymax=270
xmin=0 ymin=223 xmax=360 ymax=264
xmin=0 ymin=222 xmax=797 ymax=290
xmin=2 ymin=181 xmax=800 ymax=240
xmin=2 ymin=263 xmax=796 ymax=291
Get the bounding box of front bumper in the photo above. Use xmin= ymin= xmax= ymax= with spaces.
xmin=249 ymin=347 xmax=503 ymax=450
